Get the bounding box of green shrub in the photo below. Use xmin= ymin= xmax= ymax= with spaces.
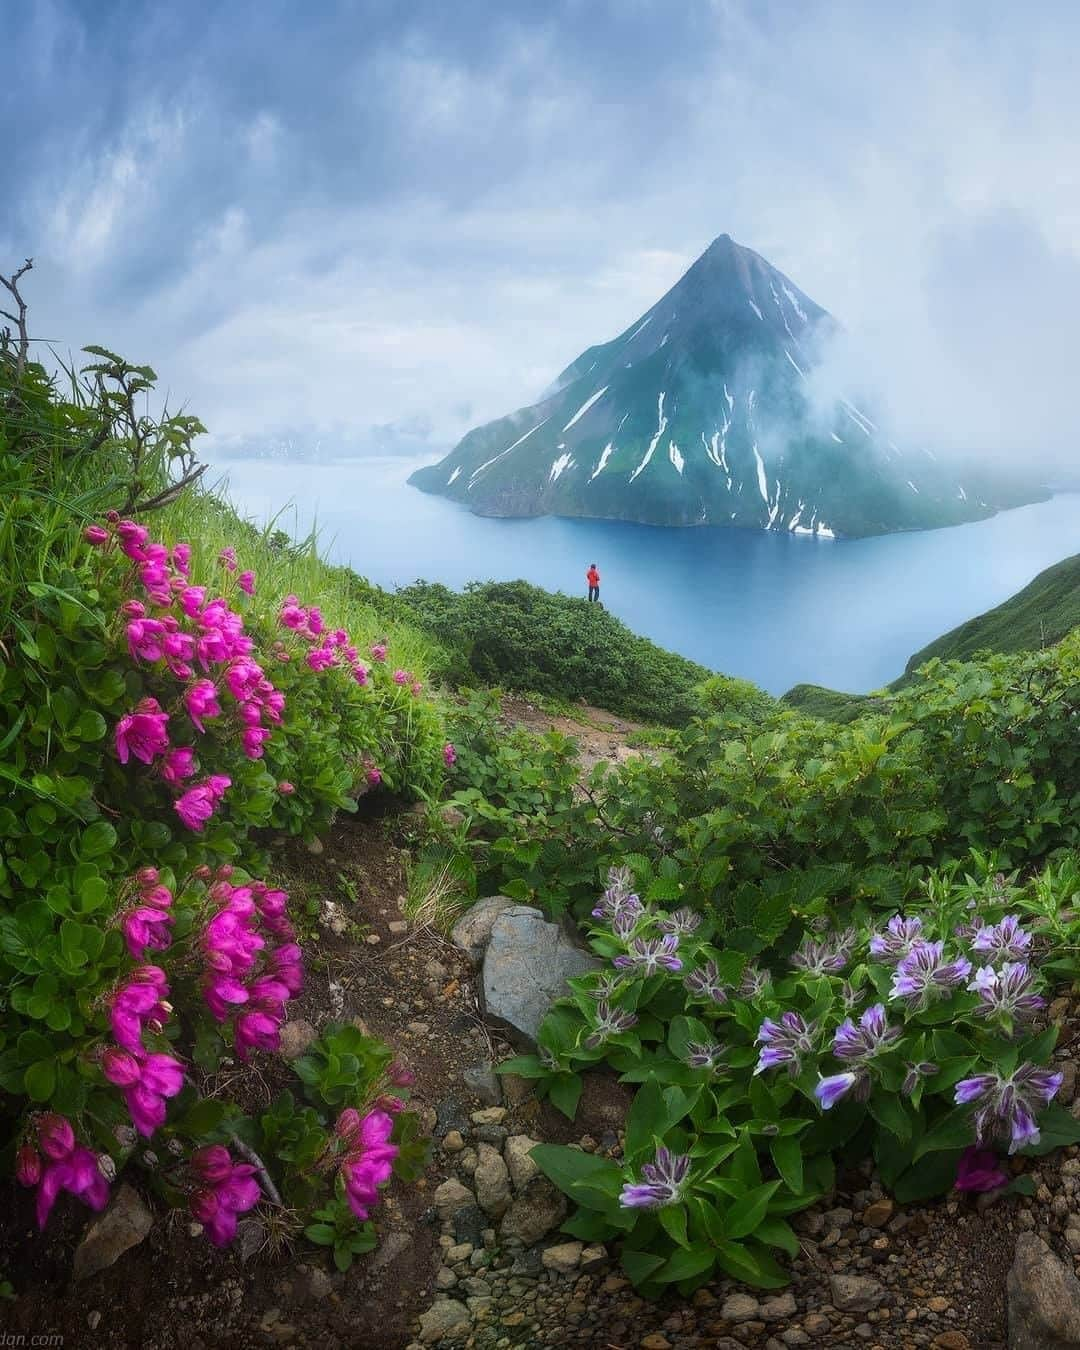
xmin=395 ymin=578 xmax=718 ymax=726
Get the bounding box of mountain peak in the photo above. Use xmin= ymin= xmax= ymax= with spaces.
xmin=409 ymin=237 xmax=1036 ymax=537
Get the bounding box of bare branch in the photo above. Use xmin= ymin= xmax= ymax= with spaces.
xmin=0 ymin=258 xmax=33 ymax=380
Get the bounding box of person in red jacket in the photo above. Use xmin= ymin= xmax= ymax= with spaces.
xmin=586 ymin=563 xmax=601 ymax=603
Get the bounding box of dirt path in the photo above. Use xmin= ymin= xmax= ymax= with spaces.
xmin=497 ymin=695 xmax=652 ymax=777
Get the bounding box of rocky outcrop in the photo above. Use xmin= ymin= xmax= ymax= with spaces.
xmin=1007 ymin=1232 xmax=1080 ymax=1348
xmin=481 ymin=905 xmax=600 ymax=1045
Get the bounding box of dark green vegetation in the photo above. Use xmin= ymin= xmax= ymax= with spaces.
xmin=391 ymin=578 xmax=729 ymax=726
xmin=896 ymin=551 xmax=1080 ymax=682
xmin=411 ymin=234 xmax=1044 ymax=537
xmin=777 ymin=683 xmax=877 ymax=723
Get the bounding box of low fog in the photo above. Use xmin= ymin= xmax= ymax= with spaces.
xmin=4 ymin=2 xmax=1080 ymax=475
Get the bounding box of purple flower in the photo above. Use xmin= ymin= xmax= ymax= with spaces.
xmin=889 ymin=941 xmax=972 ymax=1008
xmin=868 ymin=915 xmax=924 ymax=963
xmin=971 ymin=915 xmax=1032 ymax=964
xmin=814 ymin=1072 xmax=859 ymax=1109
xmin=901 ymin=1060 xmax=939 ymax=1095
xmin=754 ymin=1011 xmax=817 ymax=1076
xmin=583 ymin=1001 xmax=639 ymax=1050
xmin=969 ymin=962 xmax=1046 ymax=1025
xmin=954 ymin=1145 xmax=1009 ymax=1193
xmin=791 ymin=930 xmax=856 ymax=976
xmin=592 ymin=868 xmax=644 ymax=924
xmin=683 ymin=959 xmax=729 ymax=1005
xmin=832 ymin=1003 xmax=902 ymax=1063
xmin=685 ymin=1040 xmax=725 ymax=1071
xmin=612 ymin=935 xmax=682 ymax=975
xmin=954 ymin=1063 xmax=1063 ymax=1154
xmin=587 ymin=973 xmax=627 ymax=1000
xmin=737 ymin=965 xmax=772 ymax=1000
xmin=611 ymin=907 xmax=641 ymax=940
xmin=656 ymin=907 xmax=702 ymax=936
xmin=618 ymin=1148 xmax=690 ymax=1210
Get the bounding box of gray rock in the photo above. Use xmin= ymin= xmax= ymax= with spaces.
xmin=450 ymin=896 xmax=517 ymax=967
xmin=499 ymin=1178 xmax=568 ymax=1245
xmin=452 ymin=1204 xmax=488 ymax=1248
xmin=1008 ymin=1232 xmax=1080 ymax=1348
xmin=829 ymin=1274 xmax=885 ymax=1312
xmin=504 ymin=1135 xmax=542 ymax=1193
xmin=434 ymin=1178 xmax=475 ymax=1220
xmin=761 ymin=1292 xmax=799 ymax=1320
xmin=463 ymin=1061 xmax=503 ymax=1106
xmin=474 ymin=1143 xmax=512 ymax=1218
xmin=418 ymin=1300 xmax=471 ymax=1343
xmin=482 ymin=906 xmax=600 ymax=1045
xmin=542 ymin=1240 xmax=583 ymax=1274
xmin=434 ymin=1098 xmax=470 ymax=1138
xmin=278 ymin=1018 xmax=318 ymax=1060
xmin=721 ymin=1293 xmax=761 ymax=1322
xmin=73 ymin=1184 xmax=153 ymax=1282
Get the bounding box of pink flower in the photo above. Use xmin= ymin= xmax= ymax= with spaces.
xmin=279 ymin=603 xmax=306 ymax=630
xmin=188 ymin=1149 xmax=261 ymax=1246
xmin=121 ymin=600 xmax=146 ymax=619
xmin=411 ymin=681 xmax=422 ymax=696
xmin=121 ymin=904 xmax=175 ymax=960
xmin=955 ymin=1146 xmax=1009 ymax=1193
xmin=184 ymin=679 xmax=222 ymax=733
xmin=163 ymin=630 xmax=196 ymax=677
xmin=237 ymin=570 xmax=255 ymax=596
xmin=393 ymin=669 xmax=408 ymax=685
xmin=443 ymin=743 xmax=457 ymax=769
xmin=35 ymin=1145 xmax=110 ymax=1230
xmin=171 ymin=542 xmax=192 ymax=575
xmin=330 ymin=628 xmax=349 ymax=647
xmin=387 ymin=1062 xmax=416 ymax=1088
xmin=234 ymin=1009 xmax=281 ymax=1059
xmin=136 ymin=866 xmax=160 ymax=887
xmin=161 ymin=746 xmax=197 ymax=785
xmin=174 ymin=779 xmax=226 ymax=831
xmin=366 ymin=767 xmax=382 ymax=788
xmin=116 ymin=520 xmax=149 ymax=560
xmin=115 ymin=700 xmax=170 ymax=766
xmin=307 ymin=607 xmax=325 ymax=636
xmin=109 ymin=967 xmax=170 ymax=1052
xmin=306 ymin=647 xmax=335 ymax=672
xmin=179 ymin=585 xmax=207 ymax=618
xmin=353 ymin=665 xmax=368 ymax=686
xmin=207 ymin=774 xmax=231 ymax=801
xmin=101 ymin=1048 xmax=143 ymax=1087
xmin=277 ymin=780 xmax=295 ymax=795
xmin=84 ymin=524 xmax=110 ymax=546
xmin=340 ymin=1108 xmax=399 ymax=1220
xmin=225 ymin=658 xmax=263 ymax=702
xmin=16 ymin=1144 xmax=41 ymax=1187
xmin=370 ymin=643 xmax=387 ymax=662
xmin=37 ymin=1114 xmax=76 ymax=1162
xmin=219 ymin=547 xmax=238 ymax=572
xmin=125 ymin=618 xmax=167 ymax=662
xmin=242 ymin=726 xmax=272 ymax=760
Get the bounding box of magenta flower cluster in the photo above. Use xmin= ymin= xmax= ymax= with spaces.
xmin=93 ymin=517 xmax=285 ymax=833
xmin=188 ymin=1144 xmax=262 ymax=1246
xmin=16 ymin=1113 xmax=111 ymax=1230
xmin=106 ymin=963 xmax=185 ymax=1135
xmin=335 ymin=1107 xmax=400 ymax=1220
xmin=200 ymin=875 xmax=303 ymax=1059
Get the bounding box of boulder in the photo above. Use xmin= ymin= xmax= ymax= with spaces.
xmin=482 ymin=906 xmax=600 ymax=1045
xmin=1007 ymin=1232 xmax=1080 ymax=1348
xmin=450 ymin=897 xmax=517 ymax=967
xmin=499 ymin=1177 xmax=568 ymax=1245
xmin=473 ymin=1143 xmax=511 ymax=1218
xmin=73 ymin=1184 xmax=153 ymax=1282
xmin=434 ymin=1178 xmax=475 ymax=1220
xmin=462 ymin=1061 xmax=502 ymax=1106
xmin=829 ymin=1274 xmax=885 ymax=1312
xmin=418 ymin=1299 xmax=471 ymax=1344
xmin=504 ymin=1135 xmax=542 ymax=1193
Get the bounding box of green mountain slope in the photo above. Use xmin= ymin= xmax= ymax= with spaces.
xmin=783 ymin=551 xmax=1080 ymax=717
xmin=894 ymin=551 xmax=1080 ymax=684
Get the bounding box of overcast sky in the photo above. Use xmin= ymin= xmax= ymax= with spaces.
xmin=5 ymin=0 xmax=1080 ymax=465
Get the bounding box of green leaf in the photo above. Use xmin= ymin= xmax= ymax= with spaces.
xmin=654 ymin=1245 xmax=716 ymax=1283
xmin=548 ymin=1073 xmax=583 ymax=1121
xmin=712 ymin=1239 xmax=789 ymax=1289
xmin=621 ymin=1249 xmax=666 ymax=1285
xmin=658 ymin=1205 xmax=689 ymax=1249
xmin=894 ymin=1149 xmax=963 ymax=1203
xmin=769 ymin=1135 xmax=803 ymax=1195
xmin=304 ymin=1224 xmax=336 ymax=1246
xmin=624 ymin=1078 xmax=667 ymax=1163
xmin=868 ymin=1092 xmax=912 ymax=1143
xmin=25 ymin=1058 xmax=57 ymax=1102
xmin=79 ymin=822 xmax=117 ymax=859
xmin=724 ymin=1181 xmax=780 ymax=1240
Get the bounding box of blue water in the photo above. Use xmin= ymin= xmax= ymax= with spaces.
xmin=210 ymin=455 xmax=1080 ymax=696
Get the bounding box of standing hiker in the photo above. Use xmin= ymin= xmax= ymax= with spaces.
xmin=586 ymin=562 xmax=601 ymax=603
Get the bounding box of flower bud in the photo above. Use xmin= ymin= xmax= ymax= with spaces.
xmin=15 ymin=1144 xmax=41 ymax=1187
xmin=84 ymin=524 xmax=110 ymax=546
xmin=37 ymin=1113 xmax=75 ymax=1161
xmin=136 ymin=867 xmax=160 ymax=887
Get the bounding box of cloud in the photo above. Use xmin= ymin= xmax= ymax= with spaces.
xmin=4 ymin=0 xmax=1080 ymax=470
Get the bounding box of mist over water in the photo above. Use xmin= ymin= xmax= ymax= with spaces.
xmin=212 ymin=456 xmax=1080 ymax=696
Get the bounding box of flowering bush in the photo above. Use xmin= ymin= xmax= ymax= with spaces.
xmin=1 ymin=327 xmax=439 ymax=1258
xmin=511 ymin=859 xmax=1080 ymax=1294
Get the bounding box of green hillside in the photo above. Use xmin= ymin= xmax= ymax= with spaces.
xmin=894 ymin=551 xmax=1080 ymax=684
